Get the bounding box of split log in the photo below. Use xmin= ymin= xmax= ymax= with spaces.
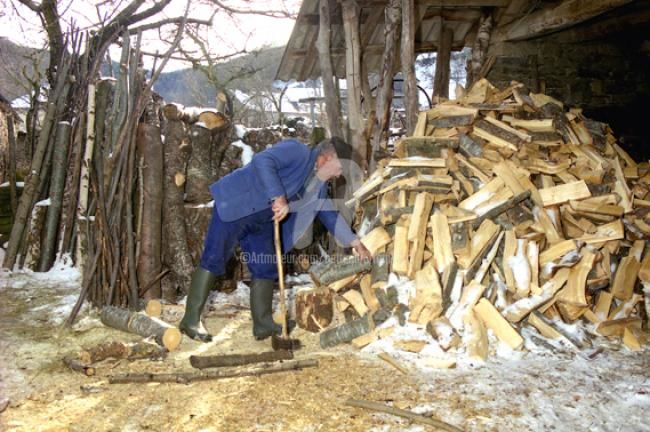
xmin=463 ymin=310 xmax=488 ymax=362
xmin=474 ymin=298 xmax=524 ymax=350
xmin=109 ymin=359 xmax=319 ymax=384
xmin=190 ymin=350 xmax=293 ymax=369
xmin=295 ymin=287 xmax=334 ymax=332
xmin=100 ymin=306 xmax=182 ymax=351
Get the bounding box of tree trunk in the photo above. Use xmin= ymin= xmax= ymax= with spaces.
xmin=317 ymin=0 xmax=343 ymax=138
xmin=7 ymin=114 xmax=18 ymax=218
xmin=77 ymin=83 xmax=97 ymax=275
xmin=136 ymin=121 xmax=164 ymax=300
xmin=341 ymin=0 xmax=367 ymax=170
xmin=100 ymin=305 xmax=182 ymax=351
xmin=2 ymin=57 xmax=71 ymax=269
xmin=433 ymin=26 xmax=453 ymax=98
xmin=39 ymin=121 xmax=72 ymax=271
xmin=161 ymin=109 xmax=193 ymax=299
xmin=371 ymin=0 xmax=400 ymax=161
xmin=23 ymin=201 xmax=48 ymax=270
xmin=184 ymin=124 xmax=213 ymax=203
xmin=295 ymin=287 xmax=334 ymax=332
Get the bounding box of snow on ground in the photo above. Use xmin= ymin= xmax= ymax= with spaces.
xmin=1 ymin=268 xmax=648 ymax=431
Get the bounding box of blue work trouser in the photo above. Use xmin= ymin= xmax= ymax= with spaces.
xmin=200 ymin=206 xmax=278 ymax=280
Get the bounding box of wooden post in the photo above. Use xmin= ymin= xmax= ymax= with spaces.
xmin=401 ymin=0 xmax=418 ymax=135
xmin=371 ymin=0 xmax=400 ymax=161
xmin=317 ymin=0 xmax=343 ymax=138
xmin=341 ymin=0 xmax=367 ymax=170
xmin=433 ymin=25 xmax=453 ymax=99
xmin=77 ymin=83 xmax=96 ymax=275
xmin=468 ymin=12 xmax=493 ymax=87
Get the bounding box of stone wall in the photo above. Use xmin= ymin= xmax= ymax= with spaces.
xmin=487 ymin=32 xmax=650 ymax=159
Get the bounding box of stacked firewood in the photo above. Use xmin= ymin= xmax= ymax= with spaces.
xmin=299 ymin=79 xmax=649 ymax=361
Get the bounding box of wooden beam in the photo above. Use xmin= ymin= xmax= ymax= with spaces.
xmin=503 ymin=0 xmax=635 ymax=41
xmin=401 ymin=0 xmax=419 ymax=135
xmin=360 ymin=0 xmax=509 ymax=6
xmin=317 ymin=0 xmax=344 ymax=138
xmin=342 ymin=0 xmax=367 ymax=168
xmin=433 ymin=25 xmax=453 ymax=98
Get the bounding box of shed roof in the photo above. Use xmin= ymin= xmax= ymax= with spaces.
xmin=276 ymin=0 xmax=514 ymax=81
xmin=276 ymin=0 xmax=649 ymax=82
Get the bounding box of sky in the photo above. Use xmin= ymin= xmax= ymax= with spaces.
xmin=0 ymin=0 xmax=301 ymax=70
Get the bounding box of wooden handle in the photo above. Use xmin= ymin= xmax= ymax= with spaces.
xmin=273 ymin=220 xmax=288 ymax=338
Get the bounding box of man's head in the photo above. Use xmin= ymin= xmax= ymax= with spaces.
xmin=314 ymin=137 xmax=347 ymax=181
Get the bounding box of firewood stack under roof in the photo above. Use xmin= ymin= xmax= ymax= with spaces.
xmin=300 ymin=78 xmax=649 ymax=363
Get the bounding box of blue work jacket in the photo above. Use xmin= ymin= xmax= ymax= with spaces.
xmin=209 ymin=139 xmax=358 ymax=250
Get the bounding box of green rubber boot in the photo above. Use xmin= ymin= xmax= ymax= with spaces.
xmin=250 ymin=279 xmax=283 ymax=340
xmin=179 ymin=268 xmax=217 ymax=342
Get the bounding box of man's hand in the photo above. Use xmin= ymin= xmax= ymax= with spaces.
xmin=272 ymin=196 xmax=289 ymax=221
xmin=350 ymin=239 xmax=372 ymax=262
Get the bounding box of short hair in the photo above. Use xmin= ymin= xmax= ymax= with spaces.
xmin=315 ymin=136 xmax=351 ymax=159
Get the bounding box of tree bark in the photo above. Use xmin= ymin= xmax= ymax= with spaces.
xmin=161 ymin=111 xmax=193 ymax=298
xmin=190 ymin=350 xmax=293 ymax=369
xmin=433 ymin=26 xmax=453 ymax=98
xmin=23 ymin=202 xmax=48 ymax=270
xmin=109 ymin=359 xmax=319 ymax=384
xmin=100 ymin=305 xmax=182 ymax=351
xmin=39 ymin=121 xmax=71 ymax=271
xmin=7 ymin=114 xmax=18 ymax=218
xmin=310 ymin=255 xmax=372 ymax=285
xmin=77 ymin=83 xmax=97 ymax=275
xmin=317 ymin=0 xmax=343 ymax=138
xmin=2 ymin=57 xmax=71 ymax=269
xmin=401 ymin=0 xmax=418 ymax=135
xmin=184 ymin=124 xmax=213 ymax=203
xmin=136 ymin=121 xmax=164 ymax=300
xmin=371 ymin=0 xmax=400 ymax=161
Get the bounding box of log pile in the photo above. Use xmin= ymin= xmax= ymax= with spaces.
xmin=305 ymin=79 xmax=649 ymax=361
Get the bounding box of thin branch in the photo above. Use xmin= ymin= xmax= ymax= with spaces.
xmin=208 ymin=0 xmax=296 ymax=18
xmin=16 ymin=0 xmax=42 ymax=12
xmin=127 ymin=16 xmax=211 ymax=34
